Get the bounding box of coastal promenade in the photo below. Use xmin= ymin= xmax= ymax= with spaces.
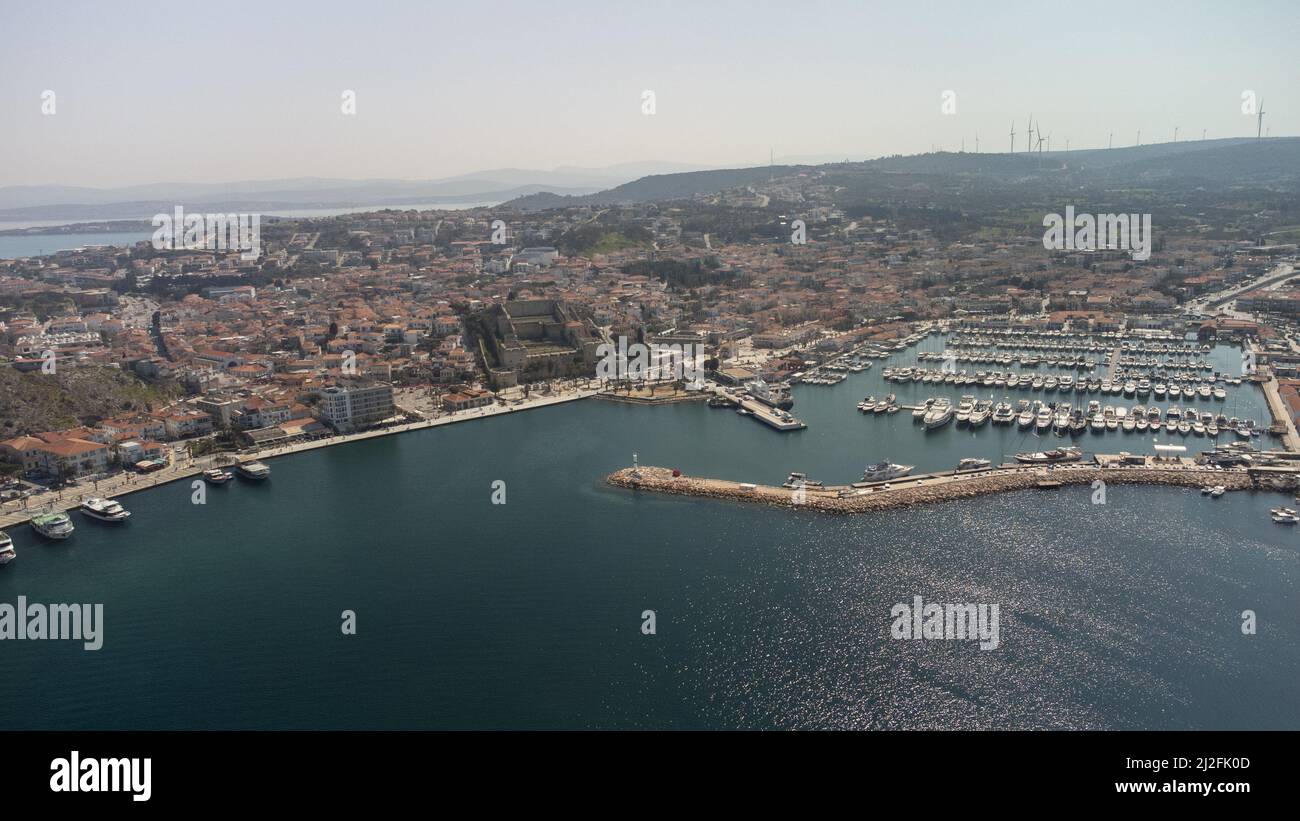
xmin=0 ymin=387 xmax=597 ymax=530
xmin=608 ymin=459 xmax=1258 ymax=515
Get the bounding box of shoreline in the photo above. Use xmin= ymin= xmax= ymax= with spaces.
xmin=0 ymin=388 xmax=595 ymax=530
xmin=607 ymin=461 xmax=1268 ymax=515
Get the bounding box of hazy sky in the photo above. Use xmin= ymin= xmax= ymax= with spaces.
xmin=1 ymin=0 xmax=1296 ymax=188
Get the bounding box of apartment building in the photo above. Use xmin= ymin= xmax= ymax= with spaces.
xmin=317 ymin=382 xmax=396 ymax=432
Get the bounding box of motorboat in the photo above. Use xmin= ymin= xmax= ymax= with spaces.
xmin=79 ymin=497 xmax=131 ymax=522
xmin=863 ymin=462 xmax=914 ymax=482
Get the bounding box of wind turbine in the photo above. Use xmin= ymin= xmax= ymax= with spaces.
xmin=975 ymin=134 xmax=979 ymax=153
xmin=1257 ymin=99 xmax=1266 ymax=139
xmin=1174 ymin=126 xmax=1179 ymax=142
xmin=1202 ymin=129 xmax=1207 ymax=141
xmin=1109 ymin=132 xmax=1113 ymax=149
xmin=1136 ymin=129 xmax=1141 ymax=146
xmin=1046 ymin=132 xmax=1052 ymax=152
xmin=1027 ymin=115 xmax=1034 ymax=153
xmin=1009 ymin=121 xmax=1016 ymax=153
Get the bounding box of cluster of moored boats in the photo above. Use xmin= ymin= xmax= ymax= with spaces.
xmin=947 ymin=331 xmax=1209 ymax=357
xmin=884 ymin=367 xmax=1232 ymax=400
xmin=903 ymin=396 xmax=1262 ymax=439
xmin=857 ymin=394 xmax=900 ymax=414
xmin=0 ymin=460 xmax=270 ymax=564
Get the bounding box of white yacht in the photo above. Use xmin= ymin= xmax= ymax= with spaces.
xmin=0 ymin=531 xmax=14 ymax=565
xmin=956 ymin=458 xmax=992 ymax=471
xmin=862 ymin=462 xmax=914 ymax=482
xmin=79 ymin=497 xmax=131 ymax=522
xmin=923 ymin=400 xmax=954 ymax=430
xmin=1034 ymin=406 xmax=1053 ymax=431
xmin=203 ymin=468 xmax=234 ymax=484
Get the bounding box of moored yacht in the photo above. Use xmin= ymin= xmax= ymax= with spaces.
xmin=862 ymin=462 xmax=914 ymax=482
xmin=79 ymin=497 xmax=131 ymax=522
xmin=31 ymin=511 xmax=74 ymax=540
xmin=923 ymin=400 xmax=954 ymax=430
xmin=956 ymin=457 xmax=992 ymax=471
xmin=203 ymin=468 xmax=234 ymax=484
xmin=1014 ymin=446 xmax=1083 ymax=464
xmin=0 ymin=531 xmax=14 ymax=565
xmin=236 ymin=460 xmax=271 ymax=480
xmin=1034 ymin=406 xmax=1053 ymax=431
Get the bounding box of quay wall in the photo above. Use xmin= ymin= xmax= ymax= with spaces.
xmin=607 ymin=464 xmax=1257 ymax=515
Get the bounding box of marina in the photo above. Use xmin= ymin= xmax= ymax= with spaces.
xmin=0 ymin=380 xmax=1297 ymax=731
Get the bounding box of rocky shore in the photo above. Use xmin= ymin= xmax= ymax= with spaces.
xmin=607 ymin=464 xmax=1256 ymax=514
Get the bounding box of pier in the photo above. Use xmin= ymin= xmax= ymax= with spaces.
xmin=734 ymin=395 xmax=807 ymax=430
xmin=608 ymin=456 xmax=1272 ymax=515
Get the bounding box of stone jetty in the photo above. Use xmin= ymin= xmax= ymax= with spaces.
xmin=607 ymin=461 xmax=1257 ymax=515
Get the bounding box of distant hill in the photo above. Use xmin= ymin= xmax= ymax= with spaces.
xmin=502 ymin=138 xmax=1300 ymax=210
xmin=0 ymin=161 xmax=722 ymax=223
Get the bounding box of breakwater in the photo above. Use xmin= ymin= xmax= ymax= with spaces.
xmin=607 ymin=461 xmax=1259 ymax=514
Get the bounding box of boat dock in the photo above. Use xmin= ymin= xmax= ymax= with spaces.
xmin=608 ymin=454 xmax=1283 ymax=515
xmin=710 ymin=386 xmax=807 ymax=431
xmin=735 ymin=396 xmax=806 ymax=430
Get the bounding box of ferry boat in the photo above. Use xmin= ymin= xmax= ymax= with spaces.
xmin=863 ymin=462 xmax=914 ymax=482
xmin=0 ymin=531 xmax=14 ymax=565
xmin=235 ymin=460 xmax=271 ymax=480
xmin=31 ymin=511 xmax=75 ymax=540
xmin=956 ymin=458 xmax=992 ymax=471
xmin=1015 ymin=446 xmax=1083 ymax=464
xmin=79 ymin=497 xmax=131 ymax=522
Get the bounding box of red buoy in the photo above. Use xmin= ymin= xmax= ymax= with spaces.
xmin=672 ymin=468 xmax=681 ymax=477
